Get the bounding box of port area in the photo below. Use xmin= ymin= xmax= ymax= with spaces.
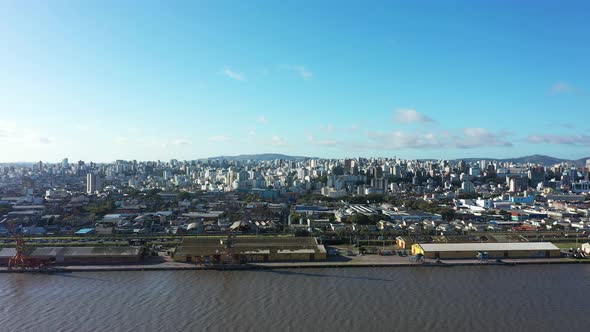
xmin=1 ymin=254 xmax=589 ymax=273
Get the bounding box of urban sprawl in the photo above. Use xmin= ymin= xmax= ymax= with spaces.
xmin=1 ymin=155 xmax=590 ymax=270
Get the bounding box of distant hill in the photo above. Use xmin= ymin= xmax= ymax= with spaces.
xmin=207 ymin=153 xmax=589 ymax=165
xmin=207 ymin=153 xmax=311 ymax=161
xmin=456 ymin=154 xmax=590 ymax=166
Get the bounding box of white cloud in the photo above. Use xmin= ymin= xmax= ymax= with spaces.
xmin=551 ymin=81 xmax=585 ymax=95
xmin=526 ymin=134 xmax=590 ymax=146
xmin=0 ymin=121 xmax=17 ymax=138
xmin=319 ymin=124 xmax=335 ymax=132
xmin=368 ymin=130 xmax=442 ymax=149
xmin=174 ymin=139 xmax=192 ymax=146
xmin=366 ymin=127 xmax=511 ymax=150
xmin=248 ymin=130 xmax=256 ymax=136
xmin=307 ymin=135 xmax=339 ymax=147
xmin=316 ymin=124 xmax=359 ymax=133
xmin=281 ymin=65 xmax=313 ymax=80
xmin=220 ymin=68 xmax=245 ymax=81
xmin=23 ymin=129 xmax=52 ymax=144
xmin=271 ymin=135 xmax=289 ymax=146
xmin=209 ymin=135 xmax=232 ymax=142
xmin=294 ymin=66 xmax=312 ymax=80
xmin=551 ymin=81 xmax=572 ymax=93
xmin=257 ymin=116 xmax=268 ymax=124
xmin=393 ymin=109 xmax=434 ymax=124
xmin=458 ymin=127 xmax=512 ymax=148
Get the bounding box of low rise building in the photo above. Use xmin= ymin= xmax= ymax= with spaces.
xmin=411 ymin=242 xmax=561 ymax=259
xmin=173 ymin=237 xmax=327 ymax=263
xmin=0 ymin=246 xmax=144 ymax=266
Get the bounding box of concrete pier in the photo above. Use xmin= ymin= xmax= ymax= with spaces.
xmin=1 ymin=255 xmax=589 ymax=273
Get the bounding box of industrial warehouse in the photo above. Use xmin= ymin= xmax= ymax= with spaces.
xmin=0 ymin=246 xmax=143 ymax=266
xmin=173 ymin=237 xmax=327 ymax=264
xmin=411 ymin=242 xmax=561 ymax=259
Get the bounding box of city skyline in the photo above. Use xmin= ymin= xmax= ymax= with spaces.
xmin=1 ymin=1 xmax=589 ymax=162
xmin=1 ymin=153 xmax=590 ymax=166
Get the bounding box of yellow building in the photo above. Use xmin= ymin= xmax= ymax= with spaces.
xmin=411 ymin=242 xmax=561 ymax=259
xmin=396 ymin=236 xmax=415 ymax=250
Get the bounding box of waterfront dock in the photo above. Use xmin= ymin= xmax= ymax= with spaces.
xmin=1 ymin=255 xmax=589 ymax=273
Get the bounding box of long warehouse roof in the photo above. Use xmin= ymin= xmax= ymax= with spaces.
xmin=417 ymin=242 xmax=559 ymax=252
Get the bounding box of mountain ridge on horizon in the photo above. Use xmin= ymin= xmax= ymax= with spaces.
xmin=1 ymin=154 xmax=588 ymax=166
xmin=207 ymin=153 xmax=589 ymax=166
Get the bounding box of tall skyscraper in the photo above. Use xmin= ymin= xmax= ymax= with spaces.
xmin=87 ymin=173 xmax=102 ymax=194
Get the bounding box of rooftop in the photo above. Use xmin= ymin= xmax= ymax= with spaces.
xmin=417 ymin=242 xmax=559 ymax=252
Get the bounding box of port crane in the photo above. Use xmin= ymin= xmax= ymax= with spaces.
xmin=7 ymin=221 xmax=50 ymax=271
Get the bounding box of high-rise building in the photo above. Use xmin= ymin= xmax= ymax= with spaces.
xmin=461 ymin=181 xmax=475 ymax=193
xmin=344 ymin=159 xmax=354 ymax=174
xmin=87 ymin=173 xmax=102 ymax=194
xmin=469 ymin=166 xmax=481 ymax=177
xmin=509 ymin=177 xmax=527 ymax=193
xmin=62 ymin=158 xmax=69 ymax=169
xmin=371 ymin=177 xmax=388 ymax=192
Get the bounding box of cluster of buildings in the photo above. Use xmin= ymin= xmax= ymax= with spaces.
xmin=0 ymin=156 xmax=589 ymax=243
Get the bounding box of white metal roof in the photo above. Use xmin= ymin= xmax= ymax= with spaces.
xmin=417 ymin=242 xmax=559 ymax=252
xmin=0 ymin=248 xmax=16 ymax=257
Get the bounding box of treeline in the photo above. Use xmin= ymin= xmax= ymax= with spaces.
xmin=84 ymin=199 xmax=115 ymax=215
xmin=0 ymin=204 xmax=12 ymax=215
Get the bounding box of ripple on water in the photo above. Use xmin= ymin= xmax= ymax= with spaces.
xmin=1 ymin=265 xmax=589 ymax=332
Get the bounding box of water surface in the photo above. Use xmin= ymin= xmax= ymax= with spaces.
xmin=1 ymin=265 xmax=589 ymax=331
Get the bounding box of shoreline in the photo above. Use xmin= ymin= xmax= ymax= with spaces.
xmin=1 ymin=257 xmax=589 ymax=273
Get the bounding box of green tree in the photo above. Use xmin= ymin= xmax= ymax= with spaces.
xmin=177 ymin=192 xmax=192 ymax=201
xmin=290 ymin=213 xmax=302 ymax=224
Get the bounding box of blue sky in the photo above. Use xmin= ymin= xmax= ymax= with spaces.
xmin=0 ymin=0 xmax=589 ymax=162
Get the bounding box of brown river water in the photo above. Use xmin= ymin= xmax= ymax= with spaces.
xmin=1 ymin=265 xmax=590 ymax=331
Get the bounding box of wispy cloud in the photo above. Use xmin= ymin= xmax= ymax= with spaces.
xmin=393 ymin=109 xmax=434 ymax=124
xmin=458 ymin=127 xmax=512 ymax=148
xmin=174 ymin=139 xmax=192 ymax=146
xmin=271 ymin=135 xmax=289 ymax=146
xmin=23 ymin=129 xmax=52 ymax=144
xmin=280 ymin=65 xmax=313 ymax=80
xmin=257 ymin=116 xmax=268 ymax=124
xmin=317 ymin=124 xmax=358 ymax=133
xmin=526 ymin=134 xmax=590 ymax=146
xmin=551 ymin=81 xmax=585 ymax=95
xmin=220 ymin=67 xmax=245 ymax=81
xmin=319 ymin=124 xmax=335 ymax=132
xmin=558 ymin=123 xmax=576 ymax=129
xmin=365 ymin=127 xmax=511 ymax=150
xmin=294 ymin=66 xmax=313 ymax=80
xmin=307 ymin=135 xmax=339 ymax=147
xmin=368 ymin=130 xmax=442 ymax=149
xmin=208 ymin=135 xmax=232 ymax=142
xmin=0 ymin=121 xmax=17 ymax=138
